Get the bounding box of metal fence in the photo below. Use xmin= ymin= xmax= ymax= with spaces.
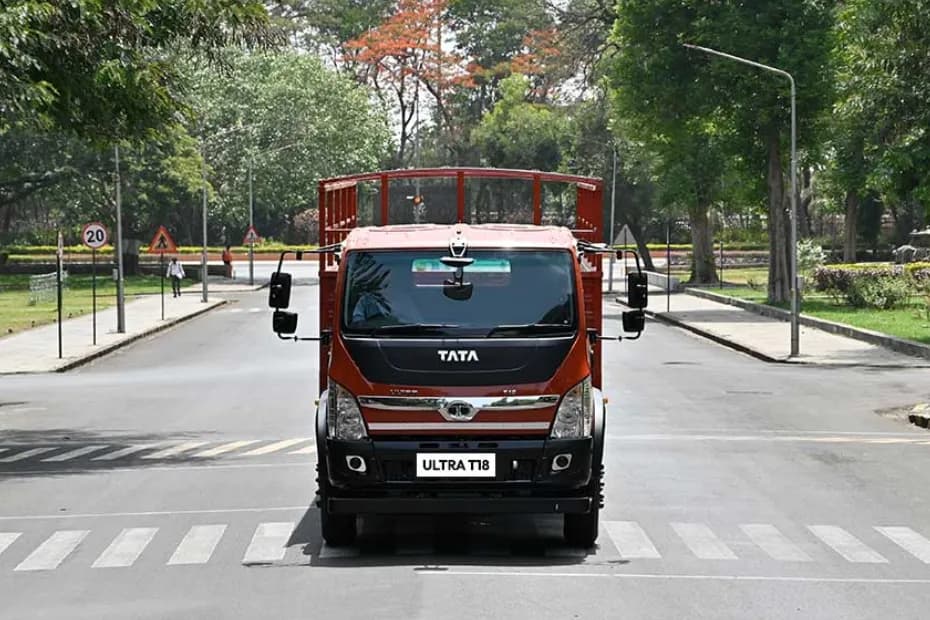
xmin=28 ymin=271 xmax=67 ymax=305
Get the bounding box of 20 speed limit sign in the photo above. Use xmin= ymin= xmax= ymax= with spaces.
xmin=82 ymin=222 xmax=109 ymax=249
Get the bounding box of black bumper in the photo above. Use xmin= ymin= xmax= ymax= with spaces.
xmin=321 ymin=437 xmax=595 ymax=515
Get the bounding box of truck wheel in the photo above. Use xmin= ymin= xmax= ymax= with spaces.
xmin=317 ymin=453 xmax=357 ymax=546
xmin=320 ymin=503 xmax=357 ymax=546
xmin=563 ymin=464 xmax=603 ymax=548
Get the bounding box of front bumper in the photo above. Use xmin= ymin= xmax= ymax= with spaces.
xmin=321 ymin=437 xmax=595 ymax=515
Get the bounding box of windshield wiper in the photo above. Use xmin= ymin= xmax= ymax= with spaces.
xmin=365 ymin=323 xmax=460 ymax=336
xmin=487 ymin=323 xmax=575 ymax=337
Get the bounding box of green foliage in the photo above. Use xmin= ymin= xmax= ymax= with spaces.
xmin=797 ymin=239 xmax=827 ymax=274
xmin=188 ymin=50 xmax=391 ymax=242
xmin=811 ymin=263 xmax=922 ymax=308
xmin=471 ymin=75 xmax=569 ymax=170
xmin=0 ymin=1 xmax=278 ymax=140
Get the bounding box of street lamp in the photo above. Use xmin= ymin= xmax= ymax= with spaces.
xmin=683 ymin=43 xmax=800 ymax=357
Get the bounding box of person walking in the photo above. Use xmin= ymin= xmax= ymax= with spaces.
xmin=222 ymin=245 xmax=234 ymax=279
xmin=167 ymin=257 xmax=185 ymax=297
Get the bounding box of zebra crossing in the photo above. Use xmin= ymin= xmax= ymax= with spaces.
xmin=1 ymin=519 xmax=929 ymax=573
xmin=0 ymin=438 xmax=316 ymax=466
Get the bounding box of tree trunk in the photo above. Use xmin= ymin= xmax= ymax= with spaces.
xmin=688 ymin=198 xmax=717 ymax=284
xmin=843 ymin=190 xmax=859 ymax=263
xmin=626 ymin=219 xmax=655 ymax=272
xmin=766 ymin=131 xmax=790 ymax=303
xmin=799 ymin=166 xmax=813 ymax=238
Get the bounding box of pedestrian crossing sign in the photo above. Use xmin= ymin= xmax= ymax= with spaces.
xmin=148 ymin=225 xmax=178 ymax=254
xmin=242 ymin=225 xmax=261 ymax=245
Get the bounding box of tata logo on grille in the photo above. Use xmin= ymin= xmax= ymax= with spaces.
xmin=439 ymin=400 xmax=478 ymax=422
xmin=437 ymin=349 xmax=479 ymax=362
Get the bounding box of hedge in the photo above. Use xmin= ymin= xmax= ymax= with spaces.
xmin=811 ymin=262 xmax=930 ymax=309
xmin=1 ymin=243 xmax=317 ymax=255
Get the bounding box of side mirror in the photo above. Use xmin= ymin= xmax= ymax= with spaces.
xmin=622 ymin=310 xmax=646 ymax=333
xmin=273 ymin=310 xmax=298 ymax=335
xmin=269 ymin=272 xmax=292 ymax=309
xmin=627 ymin=272 xmax=648 ymax=309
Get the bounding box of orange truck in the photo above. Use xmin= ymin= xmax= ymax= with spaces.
xmin=269 ymin=168 xmax=648 ymax=547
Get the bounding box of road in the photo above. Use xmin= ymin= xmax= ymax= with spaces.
xmin=1 ymin=281 xmax=930 ymax=619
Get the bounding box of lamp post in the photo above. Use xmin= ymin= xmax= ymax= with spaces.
xmin=683 ymin=43 xmax=800 ymax=357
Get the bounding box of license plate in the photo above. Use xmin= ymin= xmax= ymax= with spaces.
xmin=416 ymin=453 xmax=496 ymax=478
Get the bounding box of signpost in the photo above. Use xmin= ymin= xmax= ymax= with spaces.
xmin=148 ymin=226 xmax=178 ymax=320
xmin=243 ymin=225 xmax=261 ymax=284
xmin=81 ymin=222 xmax=109 ymax=345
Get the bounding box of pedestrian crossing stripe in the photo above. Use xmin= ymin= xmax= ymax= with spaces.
xmin=0 ymin=438 xmax=316 ymax=465
xmin=2 ymin=520 xmax=930 ymax=572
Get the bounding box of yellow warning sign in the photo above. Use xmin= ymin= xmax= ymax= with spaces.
xmin=148 ymin=225 xmax=178 ymax=254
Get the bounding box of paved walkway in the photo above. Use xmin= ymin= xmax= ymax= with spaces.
xmin=618 ymin=291 xmax=929 ymax=367
xmin=0 ymin=279 xmax=259 ymax=374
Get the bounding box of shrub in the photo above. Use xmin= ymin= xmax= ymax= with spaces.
xmin=797 ymin=239 xmax=826 ymax=274
xmin=846 ymin=276 xmax=912 ymax=309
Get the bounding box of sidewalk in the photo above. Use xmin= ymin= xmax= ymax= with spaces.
xmin=624 ymin=291 xmax=930 ymax=367
xmin=0 ymin=285 xmax=230 ymax=374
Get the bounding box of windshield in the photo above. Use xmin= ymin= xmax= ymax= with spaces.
xmin=342 ymin=249 xmax=577 ymax=337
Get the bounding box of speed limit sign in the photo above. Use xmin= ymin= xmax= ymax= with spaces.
xmin=82 ymin=222 xmax=109 ymax=249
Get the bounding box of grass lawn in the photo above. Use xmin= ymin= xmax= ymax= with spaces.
xmin=0 ymin=274 xmax=164 ymax=337
xmin=697 ymin=270 xmax=930 ymax=345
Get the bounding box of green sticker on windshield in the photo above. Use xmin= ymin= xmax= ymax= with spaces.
xmin=412 ymin=258 xmax=511 ymax=272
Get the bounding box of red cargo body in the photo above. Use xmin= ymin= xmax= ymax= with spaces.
xmin=317 ymin=168 xmax=604 ymax=395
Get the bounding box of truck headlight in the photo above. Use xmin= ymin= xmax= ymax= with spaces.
xmin=327 ymin=382 xmax=368 ymax=441
xmin=550 ymin=377 xmax=593 ymax=439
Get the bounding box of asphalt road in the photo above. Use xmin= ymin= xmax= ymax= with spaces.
xmin=2 ymin=282 xmax=930 ymax=619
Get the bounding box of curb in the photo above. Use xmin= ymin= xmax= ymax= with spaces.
xmin=54 ymin=300 xmax=227 ymax=373
xmin=643 ymin=308 xmax=783 ymax=364
xmin=686 ymin=288 xmax=930 ymax=362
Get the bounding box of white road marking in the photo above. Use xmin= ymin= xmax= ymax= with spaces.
xmin=92 ymin=527 xmax=157 ymax=568
xmin=0 ymin=447 xmax=57 ymax=463
xmin=242 ymin=522 xmax=294 ymax=564
xmin=42 ymin=445 xmax=109 ymax=462
xmin=318 ymin=543 xmax=360 ymax=559
xmin=740 ymin=524 xmax=811 ymax=562
xmin=142 ymin=441 xmax=209 ymax=459
xmin=604 ymin=521 xmax=661 ymax=559
xmin=193 ymin=440 xmax=261 ymax=458
xmin=15 ymin=530 xmax=89 ymax=571
xmin=168 ymin=525 xmax=227 ymax=565
xmin=0 ymin=449 xmax=7 ymax=457
xmin=242 ymin=438 xmax=313 ymax=456
xmin=0 ymin=506 xmax=305 ymax=521
xmin=672 ymin=523 xmax=737 ymax=560
xmin=288 ymin=445 xmax=317 ymax=455
xmin=92 ymin=444 xmax=163 ymax=461
xmin=875 ymin=526 xmax=930 ymax=564
xmin=0 ymin=532 xmax=21 ymax=557
xmin=808 ymin=526 xmax=887 ymax=563
xmin=421 ymin=570 xmax=930 ymax=584
xmin=247 ymin=307 xmax=262 ymax=314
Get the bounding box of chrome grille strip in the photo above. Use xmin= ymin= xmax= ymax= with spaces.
xmin=358 ymin=395 xmax=559 ymax=412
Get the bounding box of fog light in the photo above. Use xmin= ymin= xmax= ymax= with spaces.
xmin=346 ymin=455 xmax=367 ymax=473
xmin=552 ymin=453 xmax=572 ymax=472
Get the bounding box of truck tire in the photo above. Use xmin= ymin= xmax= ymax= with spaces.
xmin=563 ymin=463 xmax=602 ymax=548
xmin=317 ymin=450 xmax=357 ymax=546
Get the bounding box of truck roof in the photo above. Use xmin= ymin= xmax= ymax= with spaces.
xmin=342 ymin=224 xmax=579 ymax=253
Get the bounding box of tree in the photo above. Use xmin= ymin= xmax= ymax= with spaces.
xmin=188 ymin=51 xmax=391 ymax=241
xmin=606 ymin=0 xmax=725 ymax=284
xmin=0 ymin=1 xmax=277 ymax=141
xmin=690 ymin=1 xmax=835 ymax=301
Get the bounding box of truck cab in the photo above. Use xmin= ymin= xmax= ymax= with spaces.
xmin=269 ymin=168 xmax=648 ymax=547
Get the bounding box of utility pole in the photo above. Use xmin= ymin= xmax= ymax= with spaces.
xmin=608 ymin=148 xmax=618 ymax=293
xmin=201 ymin=151 xmax=209 ymax=303
xmin=683 ymin=43 xmax=800 ymax=356
xmin=114 ymin=145 xmax=126 ymax=333
xmin=248 ymin=153 xmax=254 ymax=286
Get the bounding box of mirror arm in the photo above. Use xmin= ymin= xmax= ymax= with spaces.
xmin=276 ymin=330 xmax=332 ymax=345
xmin=275 ymin=244 xmax=343 ymax=272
